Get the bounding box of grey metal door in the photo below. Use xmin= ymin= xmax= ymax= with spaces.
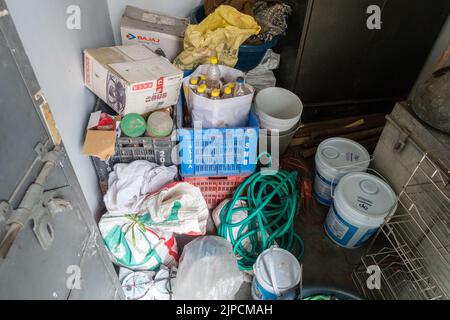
xmin=0 ymin=1 xmax=123 ymax=299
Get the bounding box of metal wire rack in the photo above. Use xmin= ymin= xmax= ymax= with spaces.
xmin=353 ymin=153 xmax=450 ymax=300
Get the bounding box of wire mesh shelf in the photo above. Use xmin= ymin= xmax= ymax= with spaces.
xmin=354 ymin=153 xmax=450 ymax=300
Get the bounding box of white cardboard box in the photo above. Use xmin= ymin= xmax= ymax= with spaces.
xmin=84 ymin=44 xmax=183 ymax=115
xmin=120 ymin=5 xmax=188 ymax=62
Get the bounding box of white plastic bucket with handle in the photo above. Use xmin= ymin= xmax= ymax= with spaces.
xmin=314 ymin=138 xmax=370 ymax=206
xmin=251 ymin=247 xmax=301 ymax=300
xmin=324 ymin=172 xmax=397 ymax=248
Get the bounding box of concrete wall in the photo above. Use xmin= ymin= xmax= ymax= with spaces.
xmin=6 ymin=0 xmax=115 ymax=214
xmin=107 ymin=0 xmax=202 ymax=44
xmin=411 ymin=14 xmax=450 ymax=98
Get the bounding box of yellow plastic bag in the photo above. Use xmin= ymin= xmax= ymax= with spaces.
xmin=173 ymin=5 xmax=260 ymax=70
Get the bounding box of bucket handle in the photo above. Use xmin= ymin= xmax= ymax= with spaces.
xmin=264 ymin=246 xmax=281 ymax=298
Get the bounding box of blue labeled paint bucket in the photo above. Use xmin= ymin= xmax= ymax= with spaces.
xmin=314 ymin=138 xmax=370 ymax=206
xmin=251 ymin=247 xmax=301 ymax=300
xmin=324 ymin=172 xmax=397 ymax=248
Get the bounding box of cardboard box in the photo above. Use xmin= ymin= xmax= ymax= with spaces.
xmin=84 ymin=44 xmax=183 ymax=115
xmin=82 ymin=111 xmax=117 ymax=161
xmin=120 ymin=5 xmax=188 ymax=62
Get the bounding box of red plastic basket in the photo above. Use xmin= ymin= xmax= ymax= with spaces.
xmin=182 ymin=175 xmax=249 ymax=210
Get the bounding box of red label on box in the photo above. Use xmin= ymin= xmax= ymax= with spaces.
xmin=85 ymin=55 xmax=91 ymax=85
xmin=132 ymin=82 xmax=153 ymax=91
xmin=156 ymin=77 xmax=164 ymax=94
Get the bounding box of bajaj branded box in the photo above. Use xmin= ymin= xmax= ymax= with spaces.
xmin=84 ymin=44 xmax=183 ymax=115
xmin=120 ymin=5 xmax=188 ymax=62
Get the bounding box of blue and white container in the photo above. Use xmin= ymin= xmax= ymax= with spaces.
xmin=314 ymin=138 xmax=370 ymax=206
xmin=251 ymin=247 xmax=301 ymax=300
xmin=324 ymin=172 xmax=397 ymax=248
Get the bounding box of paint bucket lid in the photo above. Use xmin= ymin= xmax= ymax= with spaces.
xmin=147 ymin=111 xmax=173 ymax=137
xmin=122 ymin=272 xmax=152 ymax=300
xmin=334 ymin=172 xmax=397 ymax=224
xmin=316 ymin=138 xmax=370 ymax=175
xmin=254 ymin=248 xmax=301 ymax=292
xmin=120 ymin=113 xmax=147 ymax=137
xmin=153 ymin=267 xmax=177 ymax=300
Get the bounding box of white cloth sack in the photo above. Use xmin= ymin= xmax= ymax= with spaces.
xmin=139 ymin=182 xmax=209 ymax=235
xmin=104 ymin=160 xmax=178 ymax=215
xmin=99 ymin=212 xmax=178 ymax=271
xmin=173 ymin=236 xmax=243 ymax=300
xmin=183 ymin=65 xmax=254 ymax=128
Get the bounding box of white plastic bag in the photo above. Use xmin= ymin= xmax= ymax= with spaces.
xmin=104 ymin=161 xmax=178 ymax=216
xmin=183 ymin=65 xmax=254 ymax=128
xmin=139 ymin=182 xmax=209 ymax=235
xmin=245 ymin=49 xmax=279 ymax=92
xmin=99 ymin=212 xmax=178 ymax=271
xmin=173 ymin=236 xmax=244 ymax=300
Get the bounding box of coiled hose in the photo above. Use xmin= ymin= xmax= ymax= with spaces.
xmin=217 ymin=169 xmax=305 ymax=271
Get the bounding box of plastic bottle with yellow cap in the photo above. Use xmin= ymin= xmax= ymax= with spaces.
xmin=196 ymin=84 xmax=208 ymax=97
xmin=210 ymin=88 xmax=221 ymax=100
xmin=206 ymin=56 xmax=222 ymax=90
xmin=189 ymin=77 xmax=199 ymax=91
xmin=222 ymin=86 xmax=233 ymax=99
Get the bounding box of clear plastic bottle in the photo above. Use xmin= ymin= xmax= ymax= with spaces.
xmin=206 ymin=56 xmax=222 ymax=90
xmin=234 ymin=76 xmax=250 ymax=97
xmin=226 ymin=82 xmax=235 ymax=90
xmin=199 ymin=74 xmax=207 ymax=86
xmin=189 ymin=77 xmax=199 ymax=91
xmin=196 ymin=84 xmax=208 ymax=97
xmin=210 ymin=88 xmax=221 ymax=100
xmin=222 ymin=86 xmax=233 ymax=99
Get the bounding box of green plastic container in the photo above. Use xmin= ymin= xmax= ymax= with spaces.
xmin=120 ymin=113 xmax=147 ymax=138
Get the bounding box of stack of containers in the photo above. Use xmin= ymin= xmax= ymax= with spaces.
xmin=313 ymin=137 xmax=398 ymax=248
xmin=178 ymin=63 xmax=260 ymax=209
xmin=83 ymin=45 xmax=183 ymax=191
xmin=255 ymin=87 xmax=303 ymax=156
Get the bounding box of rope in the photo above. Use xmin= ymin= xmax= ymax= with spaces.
xmin=217 ymin=169 xmax=305 ymax=271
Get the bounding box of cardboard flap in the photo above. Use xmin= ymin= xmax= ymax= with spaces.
xmin=82 ymin=130 xmax=116 ymax=161
xmin=109 ymin=58 xmax=181 ymax=84
xmin=116 ymin=45 xmax=157 ymax=61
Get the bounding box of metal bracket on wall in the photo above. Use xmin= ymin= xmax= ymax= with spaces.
xmin=0 ymin=201 xmax=11 ymax=224
xmin=32 ymin=195 xmax=72 ymax=250
xmin=386 ymin=115 xmax=411 ymax=152
xmin=0 ymin=145 xmax=65 ymax=262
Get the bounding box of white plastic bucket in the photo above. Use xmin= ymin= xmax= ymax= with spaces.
xmin=256 ymin=87 xmax=303 ymax=132
xmin=324 ymin=172 xmax=397 ymax=248
xmin=259 ymin=121 xmax=302 ymax=156
xmin=314 ymin=138 xmax=370 ymax=206
xmin=251 ymin=247 xmax=301 ymax=300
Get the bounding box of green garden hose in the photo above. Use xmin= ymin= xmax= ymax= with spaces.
xmin=217 ymin=169 xmax=305 ymax=271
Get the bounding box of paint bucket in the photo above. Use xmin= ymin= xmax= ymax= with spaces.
xmin=255 ymin=87 xmax=303 ymax=132
xmin=121 ymin=272 xmax=153 ymax=300
xmin=251 ymin=247 xmax=301 ymax=300
xmin=324 ymin=172 xmax=397 ymax=248
xmin=146 ymin=111 xmax=174 ymax=137
xmin=314 ymin=138 xmax=370 ymax=206
xmin=120 ymin=113 xmax=147 ymax=137
xmin=153 ymin=267 xmax=177 ymax=300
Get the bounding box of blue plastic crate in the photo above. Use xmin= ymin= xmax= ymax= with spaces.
xmin=176 ymin=98 xmax=259 ymax=177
